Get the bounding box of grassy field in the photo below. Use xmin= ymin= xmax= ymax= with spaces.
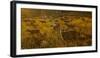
xmin=21 ymin=8 xmax=92 ymax=49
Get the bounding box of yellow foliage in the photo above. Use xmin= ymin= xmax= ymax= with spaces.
xmin=21 ymin=8 xmax=92 ymax=49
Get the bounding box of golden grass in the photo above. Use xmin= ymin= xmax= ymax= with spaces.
xmin=21 ymin=8 xmax=92 ymax=49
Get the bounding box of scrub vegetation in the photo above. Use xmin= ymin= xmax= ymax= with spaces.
xmin=21 ymin=8 xmax=92 ymax=49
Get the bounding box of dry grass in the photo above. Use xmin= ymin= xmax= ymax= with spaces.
xmin=21 ymin=8 xmax=92 ymax=49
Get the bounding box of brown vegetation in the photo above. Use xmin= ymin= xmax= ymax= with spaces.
xmin=21 ymin=8 xmax=92 ymax=49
